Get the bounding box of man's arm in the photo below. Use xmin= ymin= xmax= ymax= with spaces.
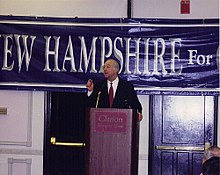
xmin=86 ymin=79 xmax=97 ymax=108
xmin=125 ymin=80 xmax=143 ymax=121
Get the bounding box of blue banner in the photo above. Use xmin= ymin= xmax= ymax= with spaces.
xmin=0 ymin=17 xmax=219 ymax=95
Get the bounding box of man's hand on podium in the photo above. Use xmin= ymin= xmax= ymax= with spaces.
xmin=138 ymin=112 xmax=143 ymax=122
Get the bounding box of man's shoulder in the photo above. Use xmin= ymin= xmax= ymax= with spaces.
xmin=118 ymin=77 xmax=133 ymax=87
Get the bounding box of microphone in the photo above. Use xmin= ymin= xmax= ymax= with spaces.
xmin=95 ymin=91 xmax=101 ymax=108
xmin=95 ymin=83 xmax=106 ymax=108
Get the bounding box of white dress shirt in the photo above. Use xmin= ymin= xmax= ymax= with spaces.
xmin=107 ymin=77 xmax=119 ymax=98
xmin=87 ymin=77 xmax=119 ymax=97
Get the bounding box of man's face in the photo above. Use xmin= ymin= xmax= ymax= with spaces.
xmin=102 ymin=60 xmax=118 ymax=81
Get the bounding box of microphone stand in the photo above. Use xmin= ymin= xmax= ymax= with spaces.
xmin=95 ymin=91 xmax=101 ymax=108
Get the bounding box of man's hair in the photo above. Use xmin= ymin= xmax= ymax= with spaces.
xmin=202 ymin=157 xmax=220 ymax=175
xmin=203 ymin=146 xmax=220 ymax=161
xmin=112 ymin=60 xmax=119 ymax=72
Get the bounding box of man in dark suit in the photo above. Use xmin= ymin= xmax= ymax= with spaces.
xmin=201 ymin=157 xmax=220 ymax=175
xmin=86 ymin=59 xmax=143 ymax=121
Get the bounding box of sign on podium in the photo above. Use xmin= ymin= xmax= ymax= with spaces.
xmin=86 ymin=108 xmax=139 ymax=175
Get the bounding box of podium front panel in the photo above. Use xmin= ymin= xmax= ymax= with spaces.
xmin=86 ymin=108 xmax=139 ymax=175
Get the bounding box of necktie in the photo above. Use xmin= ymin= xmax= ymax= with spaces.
xmin=109 ymin=82 xmax=114 ymax=108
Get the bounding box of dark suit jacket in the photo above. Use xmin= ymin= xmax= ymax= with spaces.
xmin=87 ymin=77 xmax=142 ymax=113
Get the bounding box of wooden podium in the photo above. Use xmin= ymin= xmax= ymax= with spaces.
xmin=85 ymin=108 xmax=139 ymax=175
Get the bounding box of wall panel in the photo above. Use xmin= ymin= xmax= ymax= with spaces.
xmin=0 ymin=91 xmax=44 ymax=175
xmin=0 ymin=0 xmax=127 ymax=17
xmin=0 ymin=91 xmax=32 ymax=146
xmin=133 ymin=0 xmax=219 ymax=18
xmin=8 ymin=158 xmax=32 ymax=175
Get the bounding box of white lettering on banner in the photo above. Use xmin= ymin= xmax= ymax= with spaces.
xmin=217 ymin=46 xmax=219 ymax=69
xmin=44 ymin=36 xmax=60 ymax=72
xmin=170 ymin=38 xmax=182 ymax=75
xmin=188 ymin=50 xmax=213 ymax=65
xmin=62 ymin=35 xmax=76 ymax=72
xmin=113 ymin=37 xmax=124 ymax=73
xmin=2 ymin=34 xmax=14 ymax=71
xmin=0 ymin=34 xmax=218 ymax=76
xmin=78 ymin=36 xmax=98 ymax=73
xmin=152 ymin=38 xmax=167 ymax=75
xmin=1 ymin=34 xmax=36 ymax=72
xmin=134 ymin=38 xmax=141 ymax=75
xmin=99 ymin=37 xmax=112 ymax=73
xmin=143 ymin=38 xmax=151 ymax=75
xmin=14 ymin=35 xmax=36 ymax=72
xmin=124 ymin=37 xmax=133 ymax=74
